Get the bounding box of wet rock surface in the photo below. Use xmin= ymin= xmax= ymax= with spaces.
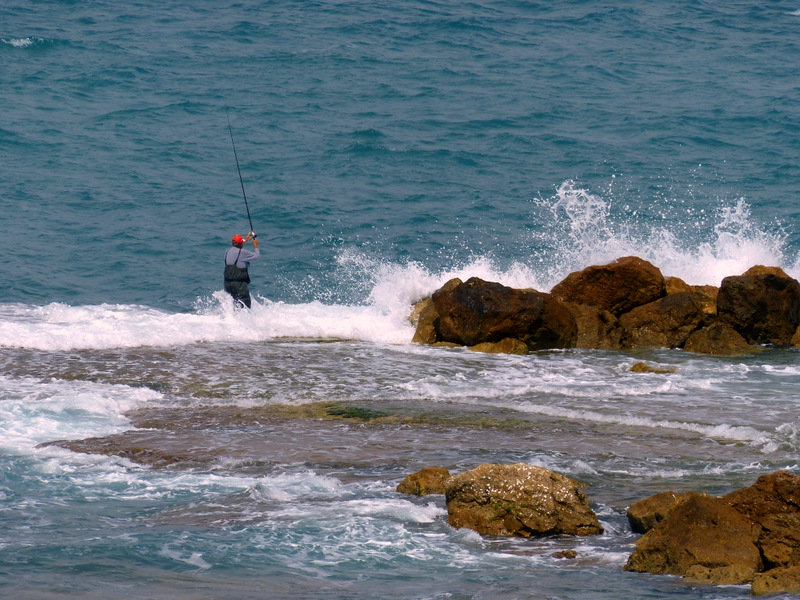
xmin=412 ymin=257 xmax=800 ymax=355
xmin=432 ymin=277 xmax=577 ymax=350
xmin=443 ymin=463 xmax=603 ymax=537
xmin=625 ymin=471 xmax=800 ymax=594
xmin=396 ymin=467 xmax=451 ymax=496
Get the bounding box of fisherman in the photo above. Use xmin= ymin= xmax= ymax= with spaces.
xmin=224 ymin=231 xmax=259 ymax=308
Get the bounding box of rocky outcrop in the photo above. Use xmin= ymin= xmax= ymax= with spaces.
xmin=551 ymin=256 xmax=666 ymax=316
xmin=683 ymin=322 xmax=756 ymax=356
xmin=619 ymin=291 xmax=710 ymax=349
xmin=469 ymin=338 xmax=528 ymax=354
xmin=563 ymin=302 xmax=622 ymax=350
xmin=665 ymin=276 xmax=718 ymax=314
xmin=625 ymin=492 xmax=762 ymax=584
xmin=724 ymin=470 xmax=800 ymax=570
xmin=625 ymin=471 xmax=800 ymax=594
xmin=752 ymin=565 xmax=800 ymax=596
xmin=432 ymin=277 xmax=577 ymax=350
xmin=396 ymin=467 xmax=451 ymax=496
xmin=410 ymin=258 xmax=800 ymax=355
xmin=443 ymin=463 xmax=603 ymax=537
xmin=717 ymin=270 xmax=800 ymax=346
xmin=626 ymin=490 xmax=685 ymax=533
xmin=410 ymin=296 xmax=440 ymax=345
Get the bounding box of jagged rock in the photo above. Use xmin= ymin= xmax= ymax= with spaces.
xmin=619 ymin=292 xmax=709 ymax=349
xmin=432 ymin=277 xmax=577 ymax=350
xmin=551 ymin=256 xmax=666 ymax=317
xmin=409 ymin=259 xmax=798 ymax=355
xmin=469 ymin=338 xmax=528 ymax=355
xmin=396 ymin=467 xmax=451 ymax=496
xmin=626 ymin=491 xmax=686 ymax=533
xmin=665 ymin=277 xmax=718 ymax=315
xmin=553 ymin=549 xmax=578 ymax=559
xmin=443 ymin=463 xmax=603 ymax=537
xmin=410 ymin=297 xmax=439 ymax=345
xmin=717 ymin=270 xmax=800 ymax=346
xmin=743 ymin=265 xmax=792 ymax=278
xmin=752 ymin=565 xmax=800 ymax=596
xmin=683 ymin=322 xmax=755 ymax=356
xmin=625 ymin=471 xmax=800 ymax=594
xmin=624 ymin=492 xmax=762 ymax=584
xmin=564 ymin=302 xmax=622 ymax=350
xmin=665 ymin=276 xmax=692 ymax=295
xmin=724 ymin=470 xmax=800 ymax=570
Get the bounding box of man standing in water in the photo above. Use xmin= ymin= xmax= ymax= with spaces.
xmin=224 ymin=232 xmax=259 ymax=308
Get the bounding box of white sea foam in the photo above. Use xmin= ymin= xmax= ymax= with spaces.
xmin=513 ymin=401 xmax=772 ymax=448
xmin=0 ymin=192 xmax=792 ymax=351
xmin=1 ymin=37 xmax=36 ymax=48
xmin=0 ymin=294 xmax=416 ymax=351
xmin=533 ymin=182 xmax=793 ymax=288
xmin=249 ymin=472 xmax=343 ymax=501
xmin=0 ymin=375 xmax=159 ymax=451
xmin=159 ymin=543 xmax=212 ymax=570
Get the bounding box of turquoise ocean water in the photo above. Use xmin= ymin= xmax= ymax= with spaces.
xmin=2 ymin=2 xmax=800 ymax=598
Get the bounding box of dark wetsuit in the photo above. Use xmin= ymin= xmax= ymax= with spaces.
xmin=224 ymin=246 xmax=260 ymax=308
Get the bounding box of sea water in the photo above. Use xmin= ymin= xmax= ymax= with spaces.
xmin=2 ymin=1 xmax=800 ymax=598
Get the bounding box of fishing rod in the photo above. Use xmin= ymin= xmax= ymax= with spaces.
xmin=227 ymin=113 xmax=255 ymax=233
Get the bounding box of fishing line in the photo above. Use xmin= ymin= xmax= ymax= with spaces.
xmin=227 ymin=113 xmax=255 ymax=233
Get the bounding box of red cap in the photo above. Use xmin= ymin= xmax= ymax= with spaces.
xmin=231 ymin=234 xmax=244 ymax=246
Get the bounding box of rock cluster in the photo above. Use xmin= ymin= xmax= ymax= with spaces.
xmin=411 ymin=257 xmax=800 ymax=355
xmin=398 ymin=466 xmax=800 ymax=595
xmin=624 ymin=471 xmax=800 ymax=595
xmin=398 ymin=463 xmax=603 ymax=538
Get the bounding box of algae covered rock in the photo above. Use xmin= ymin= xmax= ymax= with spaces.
xmin=444 ymin=463 xmax=603 ymax=538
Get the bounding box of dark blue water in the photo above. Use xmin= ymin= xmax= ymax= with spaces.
xmin=3 ymin=2 xmax=800 ymax=598
xmin=4 ymin=1 xmax=800 ymax=310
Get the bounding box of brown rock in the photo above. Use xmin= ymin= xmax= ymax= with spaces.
xmin=792 ymin=325 xmax=800 ymax=347
xmin=752 ymin=565 xmax=800 ymax=596
xmin=691 ymin=286 xmax=718 ymax=316
xmin=693 ymin=284 xmax=719 ymax=302
xmin=724 ymin=470 xmax=800 ymax=569
xmin=717 ymin=271 xmax=800 ymax=346
xmin=410 ymin=297 xmax=439 ymax=345
xmin=564 ymin=302 xmax=622 ymax=350
xmin=469 ymin=338 xmax=528 ymax=355
xmin=666 ymin=278 xmax=717 ymax=316
xmin=624 ymin=492 xmax=762 ymax=584
xmin=551 ymin=256 xmax=666 ymax=317
xmin=619 ymin=292 xmax=709 ymax=349
xmin=553 ymin=549 xmax=578 ymax=559
xmin=665 ymin=276 xmax=692 ymax=295
xmin=683 ymin=322 xmax=756 ymax=356
xmin=629 ymin=362 xmax=676 ymax=374
xmin=396 ymin=467 xmax=451 ymax=496
xmin=743 ymin=265 xmax=792 ymax=278
xmin=432 ymin=277 xmax=577 ymax=350
xmin=444 ymin=463 xmax=603 ymax=537
xmin=626 ymin=491 xmax=685 ymax=533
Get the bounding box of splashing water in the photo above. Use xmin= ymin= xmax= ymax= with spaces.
xmin=530 ymin=181 xmax=793 ymax=288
